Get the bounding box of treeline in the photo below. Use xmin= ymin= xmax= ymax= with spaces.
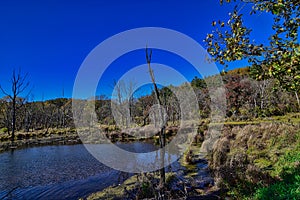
xmin=0 ymin=67 xmax=299 ymax=135
xmin=0 ymin=97 xmax=74 ymax=134
xmin=195 ymin=67 xmax=300 ymax=119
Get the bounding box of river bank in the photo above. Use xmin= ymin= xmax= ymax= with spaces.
xmin=2 ymin=116 xmax=299 ymax=199
xmin=84 ymin=146 xmax=219 ymax=200
xmin=208 ymin=122 xmax=300 ymax=199
xmin=0 ymin=128 xmax=81 ymax=153
xmin=2 ymin=113 xmax=296 ymax=153
xmin=82 ymin=115 xmax=300 ymax=199
xmin=0 ymin=124 xmax=182 ymax=153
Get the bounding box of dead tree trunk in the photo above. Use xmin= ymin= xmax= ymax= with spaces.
xmin=145 ymin=47 xmax=166 ymax=190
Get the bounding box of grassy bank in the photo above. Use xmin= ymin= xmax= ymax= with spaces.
xmin=0 ymin=128 xmax=80 ymax=152
xmin=209 ymin=121 xmax=300 ymax=199
xmin=0 ymin=124 xmax=181 ymax=152
xmin=2 ymin=114 xmax=299 ymax=199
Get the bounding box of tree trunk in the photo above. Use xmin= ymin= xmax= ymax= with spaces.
xmin=159 ymin=127 xmax=166 ymax=188
xmin=146 ymin=47 xmax=166 ymax=189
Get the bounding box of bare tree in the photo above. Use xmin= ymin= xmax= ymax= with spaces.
xmin=112 ymin=79 xmax=136 ymax=128
xmin=146 ymin=47 xmax=166 ymax=191
xmin=0 ymin=69 xmax=30 ymax=142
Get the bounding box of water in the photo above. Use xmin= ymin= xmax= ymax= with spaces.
xmin=0 ymin=142 xmax=182 ymax=200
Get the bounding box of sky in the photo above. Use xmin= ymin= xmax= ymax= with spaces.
xmin=0 ymin=0 xmax=274 ymax=101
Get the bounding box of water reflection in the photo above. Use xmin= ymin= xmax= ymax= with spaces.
xmin=0 ymin=142 xmax=181 ymax=199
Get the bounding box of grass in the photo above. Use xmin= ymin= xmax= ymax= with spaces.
xmin=212 ymin=112 xmax=300 ymax=126
xmin=86 ymin=172 xmax=177 ymax=200
xmin=243 ymin=129 xmax=300 ymax=199
xmin=209 ymin=117 xmax=300 ymax=199
xmin=86 ymin=175 xmax=137 ymax=200
xmin=251 ymin=148 xmax=300 ymax=200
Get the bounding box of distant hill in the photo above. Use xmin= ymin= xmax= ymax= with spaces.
xmin=224 ymin=67 xmax=250 ymax=76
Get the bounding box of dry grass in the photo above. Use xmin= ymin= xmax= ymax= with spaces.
xmin=209 ymin=121 xmax=300 ymax=198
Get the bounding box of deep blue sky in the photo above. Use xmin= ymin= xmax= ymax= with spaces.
xmin=0 ymin=0 xmax=273 ymax=101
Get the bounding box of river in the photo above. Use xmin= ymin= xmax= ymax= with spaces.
xmin=0 ymin=142 xmax=185 ymax=200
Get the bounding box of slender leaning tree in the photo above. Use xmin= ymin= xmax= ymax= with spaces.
xmin=145 ymin=47 xmax=166 ymax=191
